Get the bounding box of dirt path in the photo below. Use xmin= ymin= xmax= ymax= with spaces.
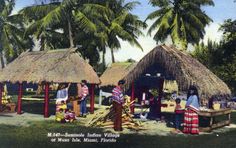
xmin=0 ymin=112 xmax=235 ymax=136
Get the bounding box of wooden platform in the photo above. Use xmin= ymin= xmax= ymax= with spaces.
xmin=198 ymin=108 xmax=231 ymax=132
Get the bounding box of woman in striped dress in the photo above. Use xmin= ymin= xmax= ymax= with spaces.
xmin=183 ymin=85 xmax=200 ymax=134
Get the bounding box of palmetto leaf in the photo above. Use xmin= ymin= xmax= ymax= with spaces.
xmin=145 ymin=7 xmax=170 ymax=21
xmin=123 ymin=1 xmax=140 ymax=11
xmin=74 ymin=11 xmax=97 ymax=33
xmin=146 ymin=0 xmax=214 ymax=49
xmin=147 ymin=8 xmax=173 ymax=36
xmin=1 ymin=0 xmax=15 ymax=18
xmin=20 ymin=3 xmax=60 ymax=21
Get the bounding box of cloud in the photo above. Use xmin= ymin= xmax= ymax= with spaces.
xmin=203 ymin=22 xmax=223 ymax=44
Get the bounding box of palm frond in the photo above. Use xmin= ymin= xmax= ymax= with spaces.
xmin=74 ymin=11 xmax=97 ymax=33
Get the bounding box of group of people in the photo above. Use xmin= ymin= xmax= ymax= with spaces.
xmin=174 ymin=85 xmax=200 ymax=134
xmin=54 ymin=78 xmax=201 ymax=134
xmin=55 ymin=80 xmax=89 ymax=123
xmin=111 ymin=79 xmax=201 ymax=134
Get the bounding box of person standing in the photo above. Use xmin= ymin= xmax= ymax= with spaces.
xmin=56 ymin=83 xmax=70 ymax=104
xmin=174 ymin=98 xmax=184 ymax=132
xmin=80 ymin=80 xmax=89 ymax=117
xmin=183 ymin=85 xmax=200 ymax=134
xmin=112 ymin=80 xmax=125 ymax=131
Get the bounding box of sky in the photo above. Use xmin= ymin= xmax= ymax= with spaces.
xmin=14 ymin=0 xmax=236 ymax=64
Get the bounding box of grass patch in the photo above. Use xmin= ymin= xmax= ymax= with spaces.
xmin=0 ymin=112 xmax=236 ymax=148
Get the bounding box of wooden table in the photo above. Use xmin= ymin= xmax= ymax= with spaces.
xmin=198 ymin=108 xmax=231 ymax=132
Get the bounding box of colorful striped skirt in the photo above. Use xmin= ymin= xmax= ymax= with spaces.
xmin=183 ymin=109 xmax=199 ymax=134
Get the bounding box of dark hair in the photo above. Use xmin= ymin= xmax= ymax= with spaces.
xmin=68 ymin=83 xmax=78 ymax=96
xmin=81 ymin=80 xmax=87 ymax=84
xmin=175 ymin=98 xmax=181 ymax=104
xmin=118 ymin=79 xmax=125 ymax=85
xmin=57 ymin=83 xmax=68 ymax=91
xmin=187 ymin=85 xmax=199 ymax=102
xmin=59 ymin=108 xmax=63 ymax=112
xmin=61 ymin=100 xmax=65 ymax=104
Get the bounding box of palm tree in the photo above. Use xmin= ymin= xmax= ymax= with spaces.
xmin=20 ymin=0 xmax=99 ymax=49
xmin=0 ymin=0 xmax=33 ymax=68
xmin=87 ymin=0 xmax=146 ymax=64
xmin=107 ymin=0 xmax=146 ymax=63
xmin=146 ymin=0 xmax=214 ymax=49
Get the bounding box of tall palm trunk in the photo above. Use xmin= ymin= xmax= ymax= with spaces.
xmin=102 ymin=47 xmax=106 ymax=71
xmin=40 ymin=36 xmax=45 ymax=51
xmin=111 ymin=48 xmax=115 ymax=63
xmin=68 ymin=19 xmax=74 ymax=48
xmin=0 ymin=50 xmax=5 ymax=69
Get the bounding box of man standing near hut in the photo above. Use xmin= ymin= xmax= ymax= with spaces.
xmin=80 ymin=80 xmax=89 ymax=117
xmin=112 ymin=80 xmax=125 ymax=131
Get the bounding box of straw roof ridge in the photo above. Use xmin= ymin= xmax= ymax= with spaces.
xmin=100 ymin=62 xmax=136 ymax=87
xmin=0 ymin=48 xmax=100 ymax=84
xmin=100 ymin=45 xmax=231 ymax=98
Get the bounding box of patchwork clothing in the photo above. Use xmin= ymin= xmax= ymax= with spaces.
xmin=112 ymin=86 xmax=124 ymax=104
xmin=183 ymin=109 xmax=199 ymax=134
xmin=184 ymin=95 xmax=200 ymax=134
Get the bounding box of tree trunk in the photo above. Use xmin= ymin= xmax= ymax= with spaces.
xmin=102 ymin=48 xmax=106 ymax=71
xmin=40 ymin=34 xmax=45 ymax=51
xmin=111 ymin=48 xmax=115 ymax=63
xmin=68 ymin=19 xmax=74 ymax=48
xmin=0 ymin=51 xmax=5 ymax=69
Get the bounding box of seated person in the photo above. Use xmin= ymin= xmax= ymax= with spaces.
xmin=55 ymin=108 xmax=65 ymax=123
xmin=64 ymin=109 xmax=76 ymax=123
xmin=56 ymin=100 xmax=67 ymax=112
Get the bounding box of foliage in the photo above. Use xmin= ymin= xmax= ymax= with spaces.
xmin=19 ymin=0 xmax=145 ymax=70
xmin=0 ymin=0 xmax=33 ymax=65
xmin=126 ymin=58 xmax=136 ymax=63
xmin=146 ymin=0 xmax=214 ymax=50
xmin=84 ymin=0 xmax=146 ymax=64
xmin=192 ymin=19 xmax=236 ymax=94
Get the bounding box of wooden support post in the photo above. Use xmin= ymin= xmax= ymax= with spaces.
xmin=0 ymin=83 xmax=2 ymax=110
xmin=228 ymin=113 xmax=231 ymax=125
xmin=209 ymin=117 xmax=213 ymax=131
xmin=44 ymin=82 xmax=50 ymax=118
xmin=90 ymin=84 xmax=95 ymax=114
xmin=157 ymin=78 xmax=164 ymax=119
xmin=130 ymin=81 xmax=135 ymax=114
xmin=17 ymin=83 xmax=23 ymax=114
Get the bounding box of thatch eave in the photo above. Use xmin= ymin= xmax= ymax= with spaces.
xmin=100 ymin=45 xmax=231 ymax=99
xmin=0 ymin=48 xmax=100 ymax=84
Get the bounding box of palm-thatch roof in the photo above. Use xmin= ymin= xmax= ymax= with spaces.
xmin=100 ymin=62 xmax=136 ymax=86
xmin=100 ymin=45 xmax=231 ymax=98
xmin=0 ymin=49 xmax=100 ymax=84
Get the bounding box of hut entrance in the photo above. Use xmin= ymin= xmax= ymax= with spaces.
xmin=129 ymin=75 xmax=164 ymax=119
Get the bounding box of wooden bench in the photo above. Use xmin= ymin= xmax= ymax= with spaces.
xmin=198 ymin=108 xmax=231 ymax=132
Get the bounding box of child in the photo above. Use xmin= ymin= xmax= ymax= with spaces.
xmin=64 ymin=109 xmax=70 ymax=123
xmin=56 ymin=100 xmax=67 ymax=112
xmin=64 ymin=109 xmax=76 ymax=123
xmin=55 ymin=108 xmax=65 ymax=123
xmin=69 ymin=110 xmax=76 ymax=122
xmin=174 ymin=98 xmax=184 ymax=132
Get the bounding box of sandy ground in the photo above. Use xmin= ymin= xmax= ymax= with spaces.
xmin=0 ymin=103 xmax=235 ymax=136
xmin=0 ymin=112 xmax=54 ymax=127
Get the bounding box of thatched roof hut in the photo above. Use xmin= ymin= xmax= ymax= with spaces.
xmin=0 ymin=49 xmax=100 ymax=84
xmin=100 ymin=45 xmax=231 ymax=98
xmin=100 ymin=62 xmax=136 ymax=87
